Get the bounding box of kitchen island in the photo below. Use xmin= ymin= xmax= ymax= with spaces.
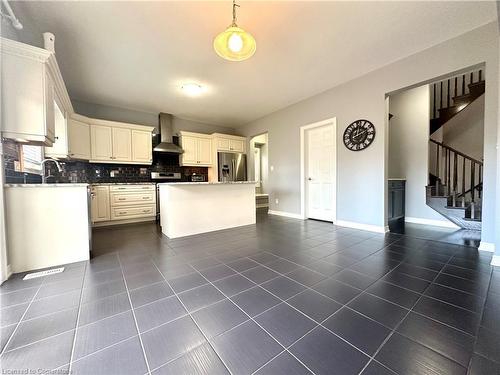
xmin=158 ymin=181 xmax=256 ymax=238
xmin=4 ymin=184 xmax=91 ymax=273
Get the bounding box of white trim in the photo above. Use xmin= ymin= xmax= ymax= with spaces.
xmin=300 ymin=117 xmax=337 ymax=222
xmin=404 ymin=216 xmax=459 ymax=229
xmin=268 ymin=210 xmax=305 ymax=220
xmin=335 ymin=220 xmax=389 ymax=233
xmin=491 ymin=255 xmax=500 ymax=267
xmin=478 ymin=241 xmax=495 ymax=253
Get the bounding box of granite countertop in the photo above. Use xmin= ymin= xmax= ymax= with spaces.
xmin=4 ymin=183 xmax=90 ymax=188
xmin=90 ymin=182 xmax=156 ymax=186
xmin=158 ymin=181 xmax=256 ymax=186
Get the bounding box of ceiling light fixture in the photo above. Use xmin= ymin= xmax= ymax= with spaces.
xmin=213 ymin=0 xmax=256 ymax=62
xmin=181 ymin=83 xmax=204 ymax=96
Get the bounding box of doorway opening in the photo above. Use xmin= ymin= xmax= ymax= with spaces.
xmin=300 ymin=118 xmax=337 ymax=223
xmin=249 ymin=133 xmax=269 ymax=213
xmin=387 ymin=67 xmax=485 ymax=247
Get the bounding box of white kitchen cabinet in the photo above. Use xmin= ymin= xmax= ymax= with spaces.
xmin=89 ymin=119 xmax=154 ymax=165
xmin=112 ymin=127 xmax=132 ymax=162
xmin=91 ymin=125 xmax=113 ymax=161
xmin=68 ymin=117 xmax=91 ymax=160
xmin=0 ymin=38 xmax=64 ymax=145
xmin=212 ymin=133 xmax=246 ymax=153
xmin=91 ymin=184 xmax=156 ymax=226
xmin=91 ymin=186 xmax=110 ymax=223
xmin=44 ymin=98 xmax=67 ymax=158
xmin=131 ymin=130 xmax=152 ymax=163
xmin=45 ymin=114 xmax=91 ymax=160
xmin=197 ymin=137 xmax=213 ymax=165
xmin=179 ymin=132 xmax=213 ymax=167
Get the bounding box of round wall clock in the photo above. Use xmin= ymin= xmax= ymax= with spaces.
xmin=343 ymin=119 xmax=376 ymax=151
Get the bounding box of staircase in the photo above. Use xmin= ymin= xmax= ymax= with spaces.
xmin=427 ymin=140 xmax=482 ymax=230
xmin=430 ymin=69 xmax=485 ymax=134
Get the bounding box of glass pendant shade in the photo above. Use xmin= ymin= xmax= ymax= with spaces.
xmin=213 ymin=26 xmax=256 ymax=61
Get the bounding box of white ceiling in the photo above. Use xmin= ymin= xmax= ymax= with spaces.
xmin=11 ymin=1 xmax=497 ymax=127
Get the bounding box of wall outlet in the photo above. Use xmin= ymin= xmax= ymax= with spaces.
xmin=14 ymin=161 xmax=21 ymax=172
xmin=270 ymin=165 xmax=274 ymax=172
xmin=110 ymin=170 xmax=119 ymax=178
xmin=275 ymin=198 xmax=279 ymax=205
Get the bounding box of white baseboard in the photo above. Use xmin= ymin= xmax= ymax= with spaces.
xmin=478 ymin=241 xmax=495 ymax=253
xmin=335 ymin=220 xmax=388 ymax=234
xmin=405 ymin=217 xmax=459 ymax=229
xmin=268 ymin=210 xmax=305 ymax=220
xmin=491 ymin=255 xmax=500 ymax=267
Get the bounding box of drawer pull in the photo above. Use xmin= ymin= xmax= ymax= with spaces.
xmin=142 ymin=210 xmax=150 ymax=213
xmin=118 ymin=198 xmax=126 ymax=200
xmin=142 ymin=197 xmax=150 ymax=200
xmin=119 ymin=211 xmax=127 ymax=215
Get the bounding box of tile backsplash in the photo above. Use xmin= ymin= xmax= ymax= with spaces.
xmin=2 ymin=140 xmax=208 ymax=184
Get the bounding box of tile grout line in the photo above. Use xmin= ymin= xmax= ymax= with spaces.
xmin=356 ymin=245 xmax=460 ymax=374
xmin=67 ymin=262 xmax=88 ymax=374
xmin=149 ymin=259 xmax=235 ymax=375
xmin=466 ymin=266 xmax=493 ymax=372
xmin=0 ymin=276 xmax=46 ymax=356
xmin=114 ymin=252 xmax=153 ymax=375
xmin=189 ymin=264 xmax=318 ymax=375
xmin=220 ymin=253 xmax=409 ymax=374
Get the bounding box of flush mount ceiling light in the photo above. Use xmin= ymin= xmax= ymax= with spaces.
xmin=213 ymin=0 xmax=256 ymax=62
xmin=181 ymin=83 xmax=204 ymax=96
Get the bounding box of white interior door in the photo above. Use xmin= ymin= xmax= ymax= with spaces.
xmin=306 ymin=124 xmax=335 ymax=221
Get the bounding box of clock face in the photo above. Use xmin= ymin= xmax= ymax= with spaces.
xmin=343 ymin=119 xmax=376 ymax=151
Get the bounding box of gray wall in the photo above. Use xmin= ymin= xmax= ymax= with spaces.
xmin=239 ymin=22 xmax=498 ymax=243
xmin=72 ymin=100 xmax=235 ymax=135
xmin=389 ymin=85 xmax=448 ymax=223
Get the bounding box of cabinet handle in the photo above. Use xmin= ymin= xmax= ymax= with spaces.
xmin=142 ymin=196 xmax=150 ymax=199
xmin=119 ymin=211 xmax=127 ymax=215
xmin=142 ymin=210 xmax=150 ymax=213
xmin=118 ymin=198 xmax=126 ymax=200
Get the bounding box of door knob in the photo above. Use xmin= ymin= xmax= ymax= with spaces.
xmin=308 ymin=177 xmax=312 ymax=181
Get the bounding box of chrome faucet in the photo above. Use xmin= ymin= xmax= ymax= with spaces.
xmin=41 ymin=158 xmax=62 ymax=183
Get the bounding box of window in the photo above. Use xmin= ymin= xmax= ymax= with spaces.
xmin=20 ymin=144 xmax=43 ymax=174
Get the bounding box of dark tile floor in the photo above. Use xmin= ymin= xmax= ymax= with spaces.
xmin=1 ymin=213 xmax=499 ymax=374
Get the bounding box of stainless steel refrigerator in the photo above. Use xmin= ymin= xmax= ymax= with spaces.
xmin=218 ymin=152 xmax=247 ymax=182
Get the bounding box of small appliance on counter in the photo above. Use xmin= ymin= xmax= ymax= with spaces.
xmin=191 ymin=173 xmax=205 ymax=182
xmin=218 ymin=152 xmax=247 ymax=182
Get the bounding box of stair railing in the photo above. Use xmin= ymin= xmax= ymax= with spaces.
xmin=429 ymin=139 xmax=483 ymax=217
xmin=431 ymin=69 xmax=483 ymax=119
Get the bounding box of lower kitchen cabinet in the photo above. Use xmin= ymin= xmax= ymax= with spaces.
xmin=91 ymin=185 xmax=111 ymax=223
xmin=91 ymin=184 xmax=156 ymax=226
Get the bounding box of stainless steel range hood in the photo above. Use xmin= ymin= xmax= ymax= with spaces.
xmin=153 ymin=113 xmax=184 ymax=153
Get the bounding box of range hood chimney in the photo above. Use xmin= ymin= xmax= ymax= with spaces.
xmin=153 ymin=113 xmax=183 ymax=153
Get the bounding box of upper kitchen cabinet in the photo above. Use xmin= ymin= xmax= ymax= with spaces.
xmin=45 ymin=112 xmax=92 ymax=160
xmin=89 ymin=118 xmax=154 ymax=164
xmin=67 ymin=116 xmax=91 ymax=160
xmin=1 ymin=38 xmax=73 ymax=146
xmin=213 ymin=133 xmax=246 ymax=153
xmin=90 ymin=124 xmax=113 ymax=161
xmin=131 ymin=130 xmax=153 ymax=163
xmin=179 ymin=131 xmax=213 ymax=166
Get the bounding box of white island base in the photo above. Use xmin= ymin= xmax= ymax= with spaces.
xmin=158 ymin=182 xmax=256 ymax=239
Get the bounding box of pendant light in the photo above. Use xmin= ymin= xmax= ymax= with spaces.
xmin=213 ymin=0 xmax=256 ymax=61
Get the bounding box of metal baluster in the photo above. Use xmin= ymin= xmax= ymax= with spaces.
xmin=462 ymin=74 xmax=466 ymax=95
xmin=479 ymin=69 xmax=482 ymax=82
xmin=447 ymin=79 xmax=450 ymax=108
xmin=454 ymin=77 xmax=458 ymax=101
xmin=436 ymin=143 xmax=440 ymax=193
xmin=461 ymin=156 xmax=466 ymax=207
xmin=433 ymin=84 xmax=437 ymax=119
xmin=471 ymin=162 xmax=475 ymax=203
xmin=452 ymin=152 xmax=457 ymax=206
xmin=440 ymin=81 xmax=443 ymax=109
xmin=479 ymin=165 xmax=482 ymax=199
